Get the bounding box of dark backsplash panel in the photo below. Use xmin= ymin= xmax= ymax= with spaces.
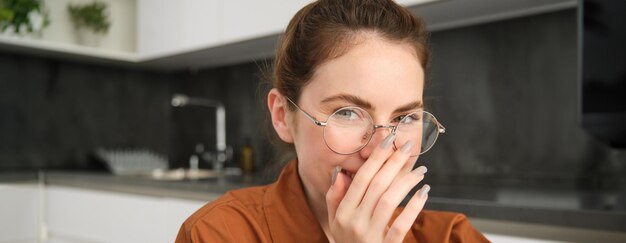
xmin=168 ymin=61 xmax=275 ymax=171
xmin=420 ymin=9 xmax=626 ymax=186
xmin=0 ymin=51 xmax=273 ymax=172
xmin=0 ymin=54 xmax=175 ymax=170
xmin=0 ymin=9 xmax=624 ymax=184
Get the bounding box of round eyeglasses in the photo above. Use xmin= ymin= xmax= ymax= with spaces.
xmin=286 ymin=97 xmax=445 ymax=157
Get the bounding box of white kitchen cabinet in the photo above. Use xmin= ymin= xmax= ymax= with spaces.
xmin=0 ymin=183 xmax=42 ymax=243
xmin=47 ymin=186 xmax=113 ymax=242
xmin=137 ymin=0 xmax=311 ymax=59
xmin=218 ymin=0 xmax=445 ymax=44
xmin=46 ymin=186 xmax=209 ymax=243
xmin=136 ymin=0 xmax=445 ymax=65
xmin=137 ymin=0 xmax=220 ymax=59
xmin=220 ymin=0 xmax=312 ymax=44
xmin=1 ymin=0 xmax=577 ymax=70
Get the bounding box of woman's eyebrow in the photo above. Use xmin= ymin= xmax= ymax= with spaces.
xmin=321 ymin=94 xmax=422 ymax=113
xmin=321 ymin=94 xmax=374 ymax=110
xmin=393 ymin=101 xmax=423 ymax=114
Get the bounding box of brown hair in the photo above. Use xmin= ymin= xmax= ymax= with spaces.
xmin=265 ymin=0 xmax=430 ymax=168
xmin=272 ymin=0 xmax=430 ymax=105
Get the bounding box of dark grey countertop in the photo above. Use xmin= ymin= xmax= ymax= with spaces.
xmin=2 ymin=171 xmax=625 ymax=233
xmin=46 ymin=171 xmax=271 ymax=201
xmin=422 ymin=183 xmax=626 ymax=232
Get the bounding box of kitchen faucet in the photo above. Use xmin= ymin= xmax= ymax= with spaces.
xmin=171 ymin=94 xmax=232 ymax=172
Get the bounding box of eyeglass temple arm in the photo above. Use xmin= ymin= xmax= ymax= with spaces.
xmin=436 ymin=120 xmax=446 ymax=133
xmin=438 ymin=124 xmax=446 ymax=133
xmin=285 ymin=97 xmax=327 ymax=127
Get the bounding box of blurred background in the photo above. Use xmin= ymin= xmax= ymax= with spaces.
xmin=1 ymin=0 xmax=625 ymax=242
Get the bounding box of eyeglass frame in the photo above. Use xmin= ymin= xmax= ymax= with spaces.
xmin=284 ymin=96 xmax=446 ymax=156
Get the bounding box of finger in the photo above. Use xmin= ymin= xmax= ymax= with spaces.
xmin=371 ymin=165 xmax=427 ymax=229
xmin=401 ymin=155 xmax=419 ymax=174
xmin=386 ymin=156 xmax=421 ymax=205
xmin=326 ymin=166 xmax=353 ymax=223
xmin=383 ymin=154 xmax=421 ymax=202
xmin=385 ymin=154 xmax=421 ymax=202
xmin=338 ymin=133 xmax=396 ymax=211
xmin=358 ymin=140 xmax=416 ymax=215
xmin=384 ymin=184 xmax=430 ymax=243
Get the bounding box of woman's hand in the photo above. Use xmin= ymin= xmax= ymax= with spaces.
xmin=326 ymin=134 xmax=430 ymax=243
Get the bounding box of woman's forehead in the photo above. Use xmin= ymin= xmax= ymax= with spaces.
xmin=303 ymin=38 xmax=424 ymax=109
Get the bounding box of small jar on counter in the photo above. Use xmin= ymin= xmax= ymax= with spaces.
xmin=240 ymin=138 xmax=254 ymax=174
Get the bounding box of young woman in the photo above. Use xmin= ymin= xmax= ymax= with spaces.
xmin=176 ymin=0 xmax=489 ymax=242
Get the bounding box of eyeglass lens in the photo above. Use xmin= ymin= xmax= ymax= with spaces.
xmin=322 ymin=107 xmax=440 ymax=156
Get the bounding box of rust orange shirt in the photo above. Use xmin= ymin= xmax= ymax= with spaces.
xmin=176 ymin=160 xmax=490 ymax=242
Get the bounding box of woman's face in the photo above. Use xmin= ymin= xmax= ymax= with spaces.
xmin=289 ymin=35 xmax=424 ymax=201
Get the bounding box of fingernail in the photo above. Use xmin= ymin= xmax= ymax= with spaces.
xmin=418 ymin=184 xmax=430 ymax=198
xmin=380 ymin=134 xmax=395 ymax=149
xmin=331 ymin=166 xmax=341 ymax=185
xmin=401 ymin=140 xmax=415 ymax=153
xmin=412 ymin=165 xmax=428 ymax=175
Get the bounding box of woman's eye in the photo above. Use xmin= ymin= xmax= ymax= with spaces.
xmin=394 ymin=114 xmax=421 ymax=124
xmin=335 ymin=109 xmax=360 ymax=120
xmin=392 ymin=115 xmax=406 ymax=123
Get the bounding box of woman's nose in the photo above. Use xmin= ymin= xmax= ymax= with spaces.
xmin=359 ymin=127 xmax=393 ymax=159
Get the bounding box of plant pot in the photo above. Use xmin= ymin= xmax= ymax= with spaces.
xmin=74 ymin=27 xmax=103 ymax=47
xmin=2 ymin=25 xmax=44 ymax=39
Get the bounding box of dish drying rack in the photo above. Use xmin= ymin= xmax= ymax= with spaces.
xmin=96 ymin=148 xmax=168 ymax=175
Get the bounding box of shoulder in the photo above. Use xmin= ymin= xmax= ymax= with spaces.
xmin=175 ymin=185 xmax=271 ymax=243
xmin=398 ymin=209 xmax=490 ymax=242
xmin=188 ymin=185 xmax=267 ymax=226
xmin=417 ymin=210 xmax=471 ymax=225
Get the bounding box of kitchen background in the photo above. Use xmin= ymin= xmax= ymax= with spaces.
xmin=2 ymin=8 xmax=625 ymax=181
xmin=1 ymin=0 xmax=626 ymax=242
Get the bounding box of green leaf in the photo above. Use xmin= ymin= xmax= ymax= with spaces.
xmin=0 ymin=0 xmax=50 ymax=34
xmin=67 ymin=1 xmax=110 ymax=34
xmin=0 ymin=8 xmax=15 ymax=21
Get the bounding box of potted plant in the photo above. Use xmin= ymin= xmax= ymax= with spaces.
xmin=67 ymin=1 xmax=110 ymax=46
xmin=0 ymin=0 xmax=50 ymax=36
